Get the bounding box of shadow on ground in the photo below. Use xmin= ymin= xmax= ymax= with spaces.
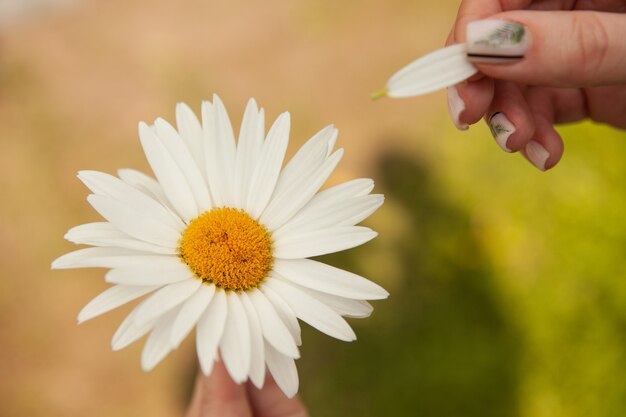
xmin=299 ymin=151 xmax=522 ymax=417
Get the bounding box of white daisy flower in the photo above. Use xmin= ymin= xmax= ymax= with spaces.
xmin=52 ymin=95 xmax=388 ymax=398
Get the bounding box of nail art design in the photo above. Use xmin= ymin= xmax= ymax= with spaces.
xmin=488 ymin=112 xmax=515 ymax=152
xmin=525 ymin=140 xmax=549 ymax=171
xmin=466 ymin=20 xmax=528 ymax=63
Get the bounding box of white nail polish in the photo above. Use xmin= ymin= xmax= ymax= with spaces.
xmin=447 ymin=86 xmax=468 ymax=131
xmin=488 ymin=112 xmax=515 ymax=152
xmin=466 ymin=20 xmax=529 ymax=63
xmin=525 ymin=140 xmax=549 ymax=171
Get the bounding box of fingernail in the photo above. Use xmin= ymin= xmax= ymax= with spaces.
xmin=466 ymin=19 xmax=529 ymax=63
xmin=525 ymin=140 xmax=549 ymax=171
xmin=447 ymin=86 xmax=468 ymax=131
xmin=488 ymin=112 xmax=515 ymax=152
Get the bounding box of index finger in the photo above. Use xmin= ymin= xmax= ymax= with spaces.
xmin=247 ymin=376 xmax=308 ymax=417
xmin=186 ymin=363 xmax=253 ymax=417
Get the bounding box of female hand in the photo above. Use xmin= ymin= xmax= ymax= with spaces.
xmin=185 ymin=361 xmax=308 ymax=417
xmin=446 ymin=0 xmax=626 ymax=171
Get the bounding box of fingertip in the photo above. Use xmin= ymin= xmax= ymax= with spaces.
xmin=456 ymin=76 xmax=494 ymax=125
xmin=447 ymin=86 xmax=469 ymax=131
xmin=247 ymin=374 xmax=308 ymax=417
xmin=527 ymin=116 xmax=564 ymax=171
xmin=187 ymin=362 xmax=253 ymax=417
xmin=486 ymin=81 xmax=535 ymax=152
xmin=498 ymin=109 xmax=535 ymax=153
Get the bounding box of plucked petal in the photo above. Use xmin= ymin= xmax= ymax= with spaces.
xmin=386 ymin=43 xmax=478 ymax=98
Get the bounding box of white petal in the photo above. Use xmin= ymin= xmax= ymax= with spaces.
xmin=281 ymin=125 xmax=337 ymax=178
xmin=132 ymin=279 xmax=201 ymax=326
xmin=302 ymin=178 xmax=374 ymax=215
xmin=65 ymin=222 xmax=175 ymax=255
xmin=264 ymin=341 xmax=299 ymax=399
xmin=51 ymin=247 xmax=169 ymax=269
xmin=264 ymin=277 xmax=356 ymax=342
xmin=219 ymin=293 xmax=251 ymax=383
xmin=104 ymin=258 xmax=193 ymax=286
xmin=87 ymin=194 xmax=180 ymax=248
xmin=248 ymin=288 xmax=299 ymax=358
xmin=299 ymin=287 xmax=374 ymax=318
xmin=273 ymin=226 xmax=377 ymax=259
xmin=201 ymin=100 xmax=223 ymax=207
xmin=176 ymin=102 xmax=206 ymax=176
xmin=265 ymin=125 xmax=336 ymax=210
xmin=234 ymin=99 xmax=265 ymax=209
xmin=272 ymin=259 xmax=388 ymax=300
xmin=141 ymin=308 xmax=179 ymax=371
xmin=260 ymin=149 xmax=343 ymax=231
xmin=196 ymin=289 xmax=228 ymax=375
xmin=387 ymin=43 xmax=478 ymax=98
xmin=78 ymin=170 xmax=184 ymax=232
xmin=153 ymin=118 xmax=212 ymax=212
xmin=170 ymin=284 xmax=215 ymax=349
xmin=112 ymin=303 xmax=159 ymax=351
xmin=139 ymin=122 xmax=198 ymax=221
xmin=245 ymin=112 xmax=290 ymax=219
xmin=117 ymin=168 xmax=167 ymax=201
xmin=239 ymin=292 xmax=266 ymax=389
xmin=275 ymin=194 xmax=383 ymax=238
xmin=78 ymin=284 xmax=159 ymax=324
xmin=260 ymin=286 xmax=301 ymax=346
xmin=207 ymin=95 xmax=237 ymax=207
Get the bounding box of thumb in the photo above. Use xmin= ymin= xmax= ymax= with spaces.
xmin=465 ymin=11 xmax=626 ymax=86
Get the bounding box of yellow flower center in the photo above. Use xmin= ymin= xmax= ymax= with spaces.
xmin=178 ymin=208 xmax=273 ymax=291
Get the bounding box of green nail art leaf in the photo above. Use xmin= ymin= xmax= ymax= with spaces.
xmin=490 ymin=123 xmax=510 ymax=137
xmin=476 ymin=23 xmax=525 ymax=47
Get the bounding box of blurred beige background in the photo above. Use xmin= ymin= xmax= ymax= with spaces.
xmin=1 ymin=1 xmax=625 ymax=416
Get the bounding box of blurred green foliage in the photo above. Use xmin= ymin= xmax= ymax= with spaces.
xmin=299 ymin=122 xmax=626 ymax=417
